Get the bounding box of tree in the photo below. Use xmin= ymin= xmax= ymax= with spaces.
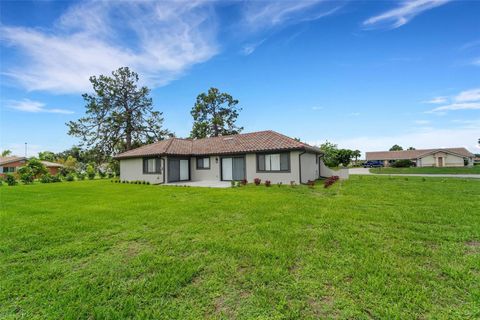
xmin=25 ymin=158 xmax=48 ymax=176
xmin=38 ymin=151 xmax=56 ymax=162
xmin=389 ymin=144 xmax=403 ymax=151
xmin=190 ymin=87 xmax=243 ymax=138
xmin=352 ymin=149 xmax=361 ymax=164
xmin=336 ymin=149 xmax=354 ymax=167
xmin=67 ymin=67 xmax=170 ymax=158
xmin=1 ymin=150 xmax=12 ymax=157
xmin=407 ymin=147 xmax=416 ymax=150
xmin=319 ymin=141 xmax=339 ymax=167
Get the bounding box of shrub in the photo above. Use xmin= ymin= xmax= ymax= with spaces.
xmin=391 ymin=159 xmax=414 ymax=168
xmin=254 ymin=178 xmax=261 ymax=186
xmin=241 ymin=179 xmax=248 ymax=186
xmin=26 ymin=158 xmax=48 ymax=177
xmin=265 ymin=180 xmax=271 ymax=187
xmin=231 ymin=180 xmax=236 ymax=188
xmin=77 ymin=172 xmax=86 ymax=180
xmin=107 ymin=172 xmax=114 ymax=179
xmin=146 ymin=181 xmax=150 ymax=185
xmin=306 ymin=180 xmax=315 ymax=189
xmin=51 ymin=174 xmax=62 ymax=183
xmin=4 ymin=174 xmax=17 ymax=186
xmin=40 ymin=174 xmax=52 ymax=183
xmin=0 ymin=180 xmax=2 ymax=186
xmin=290 ymin=181 xmax=296 ymax=187
xmin=86 ymin=164 xmax=96 ymax=180
xmin=277 ymin=182 xmax=283 ymax=187
xmin=18 ymin=167 xmax=34 ymax=184
xmin=98 ymin=171 xmax=107 ymax=179
xmin=324 ymin=176 xmax=339 ymax=188
xmin=65 ymin=173 xmax=75 ymax=181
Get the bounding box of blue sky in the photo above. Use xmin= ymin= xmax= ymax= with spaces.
xmin=1 ymin=0 xmax=479 ymax=157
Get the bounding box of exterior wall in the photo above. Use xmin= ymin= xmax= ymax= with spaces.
xmin=245 ymin=151 xmax=301 ymax=184
xmin=0 ymin=160 xmax=26 ymax=177
xmin=190 ymin=156 xmax=220 ymax=181
xmin=120 ymin=157 xmax=165 ymax=184
xmin=300 ymin=152 xmax=319 ymax=183
xmin=319 ymin=160 xmax=349 ymax=180
xmin=418 ymin=153 xmax=465 ymax=167
xmin=47 ymin=167 xmax=60 ymax=175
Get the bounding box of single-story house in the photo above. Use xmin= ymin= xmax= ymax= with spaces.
xmin=114 ymin=130 xmax=346 ymax=185
xmin=366 ymin=148 xmax=475 ymax=167
xmin=0 ymin=156 xmax=63 ymax=176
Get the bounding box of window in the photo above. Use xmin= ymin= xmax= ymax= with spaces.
xmin=143 ymin=158 xmax=161 ymax=174
xmin=196 ymin=157 xmax=210 ymax=169
xmin=1 ymin=167 xmax=15 ymax=173
xmin=257 ymin=152 xmax=290 ymax=172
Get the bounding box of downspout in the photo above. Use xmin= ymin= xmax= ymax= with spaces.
xmin=161 ymin=157 xmax=165 ymax=184
xmin=298 ymin=150 xmax=306 ymax=184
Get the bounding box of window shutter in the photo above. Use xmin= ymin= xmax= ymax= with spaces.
xmin=258 ymin=154 xmax=265 ymax=171
xmin=280 ymin=153 xmax=289 ymax=171
xmin=143 ymin=159 xmax=147 ymax=173
xmin=197 ymin=158 xmax=202 ymax=169
xmin=155 ymin=158 xmax=161 ymax=173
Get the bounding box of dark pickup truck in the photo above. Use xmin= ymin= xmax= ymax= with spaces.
xmin=363 ymin=160 xmax=384 ymax=168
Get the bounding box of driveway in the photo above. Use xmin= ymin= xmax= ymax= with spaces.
xmin=349 ymin=168 xmax=480 ymax=179
xmin=164 ymin=180 xmax=231 ymax=188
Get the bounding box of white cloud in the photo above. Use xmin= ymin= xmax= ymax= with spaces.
xmin=363 ymin=0 xmax=451 ymax=29
xmin=241 ymin=39 xmax=266 ymax=55
xmin=0 ymin=1 xmax=218 ymax=93
xmin=455 ymin=88 xmax=480 ymax=102
xmin=242 ymin=1 xmax=342 ymax=30
xmin=427 ymin=102 xmax=480 ymax=113
xmin=309 ymin=127 xmax=479 ymax=155
xmin=311 ymin=106 xmax=324 ymax=111
xmin=348 ymin=112 xmax=360 ymax=117
xmin=6 ymin=99 xmax=73 ymax=114
xmin=423 ymin=96 xmax=447 ymax=104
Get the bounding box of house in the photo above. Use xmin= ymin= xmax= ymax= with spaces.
xmin=366 ymin=148 xmax=475 ymax=167
xmin=115 ymin=130 xmax=347 ymax=185
xmin=0 ymin=156 xmax=63 ymax=176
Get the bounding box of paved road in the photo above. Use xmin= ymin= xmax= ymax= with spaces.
xmin=349 ymin=168 xmax=480 ymax=179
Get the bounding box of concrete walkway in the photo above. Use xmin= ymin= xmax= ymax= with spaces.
xmin=349 ymin=168 xmax=480 ymax=179
xmin=164 ymin=180 xmax=231 ymax=188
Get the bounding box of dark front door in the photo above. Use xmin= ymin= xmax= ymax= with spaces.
xmin=168 ymin=158 xmax=189 ymax=182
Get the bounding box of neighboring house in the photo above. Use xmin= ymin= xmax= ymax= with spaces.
xmin=115 ymin=130 xmax=345 ymax=185
xmin=366 ymin=148 xmax=475 ymax=167
xmin=0 ymin=156 xmax=63 ymax=176
xmin=474 ymin=157 xmax=480 ymax=165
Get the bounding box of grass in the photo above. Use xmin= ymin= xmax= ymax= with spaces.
xmin=1 ymin=177 xmax=479 ymax=319
xmin=370 ymin=166 xmax=480 ymax=174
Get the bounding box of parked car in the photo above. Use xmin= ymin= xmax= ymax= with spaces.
xmin=363 ymin=160 xmax=384 ymax=168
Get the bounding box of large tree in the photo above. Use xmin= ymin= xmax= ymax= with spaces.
xmin=67 ymin=67 xmax=170 ymax=157
xmin=1 ymin=150 xmax=12 ymax=157
xmin=389 ymin=144 xmax=403 ymax=151
xmin=190 ymin=87 xmax=243 ymax=138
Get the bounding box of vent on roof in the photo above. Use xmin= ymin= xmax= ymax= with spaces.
xmin=223 ymin=137 xmax=234 ymax=141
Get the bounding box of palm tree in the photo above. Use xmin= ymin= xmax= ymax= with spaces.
xmin=353 ymin=150 xmax=361 ymax=165
xmin=1 ymin=150 xmax=12 ymax=157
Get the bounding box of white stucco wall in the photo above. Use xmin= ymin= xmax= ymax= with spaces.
xmin=119 ymin=158 xmax=165 ymax=184
xmin=300 ymin=152 xmax=319 ymax=183
xmin=319 ymin=160 xmax=349 ymax=179
xmin=190 ymin=156 xmax=221 ymax=181
xmin=418 ymin=153 xmax=465 ymax=167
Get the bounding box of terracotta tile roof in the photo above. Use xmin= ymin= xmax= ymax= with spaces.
xmin=115 ymin=130 xmax=322 ymax=159
xmin=0 ymin=156 xmax=26 ymax=165
xmin=366 ymin=148 xmax=474 ymax=160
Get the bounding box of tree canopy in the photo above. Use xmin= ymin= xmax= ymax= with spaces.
xmin=67 ymin=67 xmax=170 ymax=159
xmin=190 ymin=87 xmax=243 ymax=138
xmin=389 ymin=144 xmax=403 ymax=151
xmin=1 ymin=150 xmax=12 ymax=157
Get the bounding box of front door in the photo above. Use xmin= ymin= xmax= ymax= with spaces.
xmin=221 ymin=156 xmax=245 ymax=181
xmin=168 ymin=158 xmax=190 ymax=182
xmin=438 ymin=157 xmax=443 ymax=167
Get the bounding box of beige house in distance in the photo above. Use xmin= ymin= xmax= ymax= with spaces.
xmin=115 ymin=130 xmax=347 ymax=185
xmin=366 ymin=148 xmax=475 ymax=167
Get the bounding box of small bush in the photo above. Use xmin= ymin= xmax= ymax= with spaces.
xmin=231 ymin=180 xmax=236 ymax=188
xmin=86 ymin=164 xmax=96 ymax=180
xmin=146 ymin=181 xmax=150 ymax=185
xmin=241 ymin=179 xmax=248 ymax=186
xmin=51 ymin=174 xmax=62 ymax=183
xmin=122 ymin=180 xmax=126 ymax=183
xmin=277 ymin=182 xmax=283 ymax=187
xmin=265 ymin=180 xmax=271 ymax=187
xmin=0 ymin=180 xmax=2 ymax=186
xmin=98 ymin=171 xmax=106 ymax=179
xmin=40 ymin=174 xmax=52 ymax=183
xmin=290 ymin=181 xmax=296 ymax=187
xmin=76 ymin=172 xmax=86 ymax=180
xmin=324 ymin=176 xmax=339 ymax=188
xmin=4 ymin=174 xmax=17 ymax=186
xmin=391 ymin=159 xmax=414 ymax=168
xmin=306 ymin=180 xmax=315 ymax=189
xmin=254 ymin=178 xmax=261 ymax=186
xmin=65 ymin=173 xmax=75 ymax=181
xmin=107 ymin=172 xmax=114 ymax=179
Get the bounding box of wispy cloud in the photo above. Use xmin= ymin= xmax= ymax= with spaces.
xmin=426 ymin=88 xmax=480 ymax=113
xmin=363 ymin=0 xmax=451 ymax=29
xmin=311 ymin=106 xmax=324 ymax=111
xmin=423 ymin=96 xmax=447 ymax=104
xmin=348 ymin=112 xmax=360 ymax=117
xmin=241 ymin=39 xmax=266 ymax=56
xmin=6 ymin=99 xmax=73 ymax=114
xmin=0 ymin=1 xmax=218 ymax=93
xmin=455 ymin=88 xmax=480 ymax=102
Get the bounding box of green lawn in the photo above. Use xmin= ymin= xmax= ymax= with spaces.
xmin=370 ymin=166 xmax=480 ymax=174
xmin=1 ymin=177 xmax=479 ymax=319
